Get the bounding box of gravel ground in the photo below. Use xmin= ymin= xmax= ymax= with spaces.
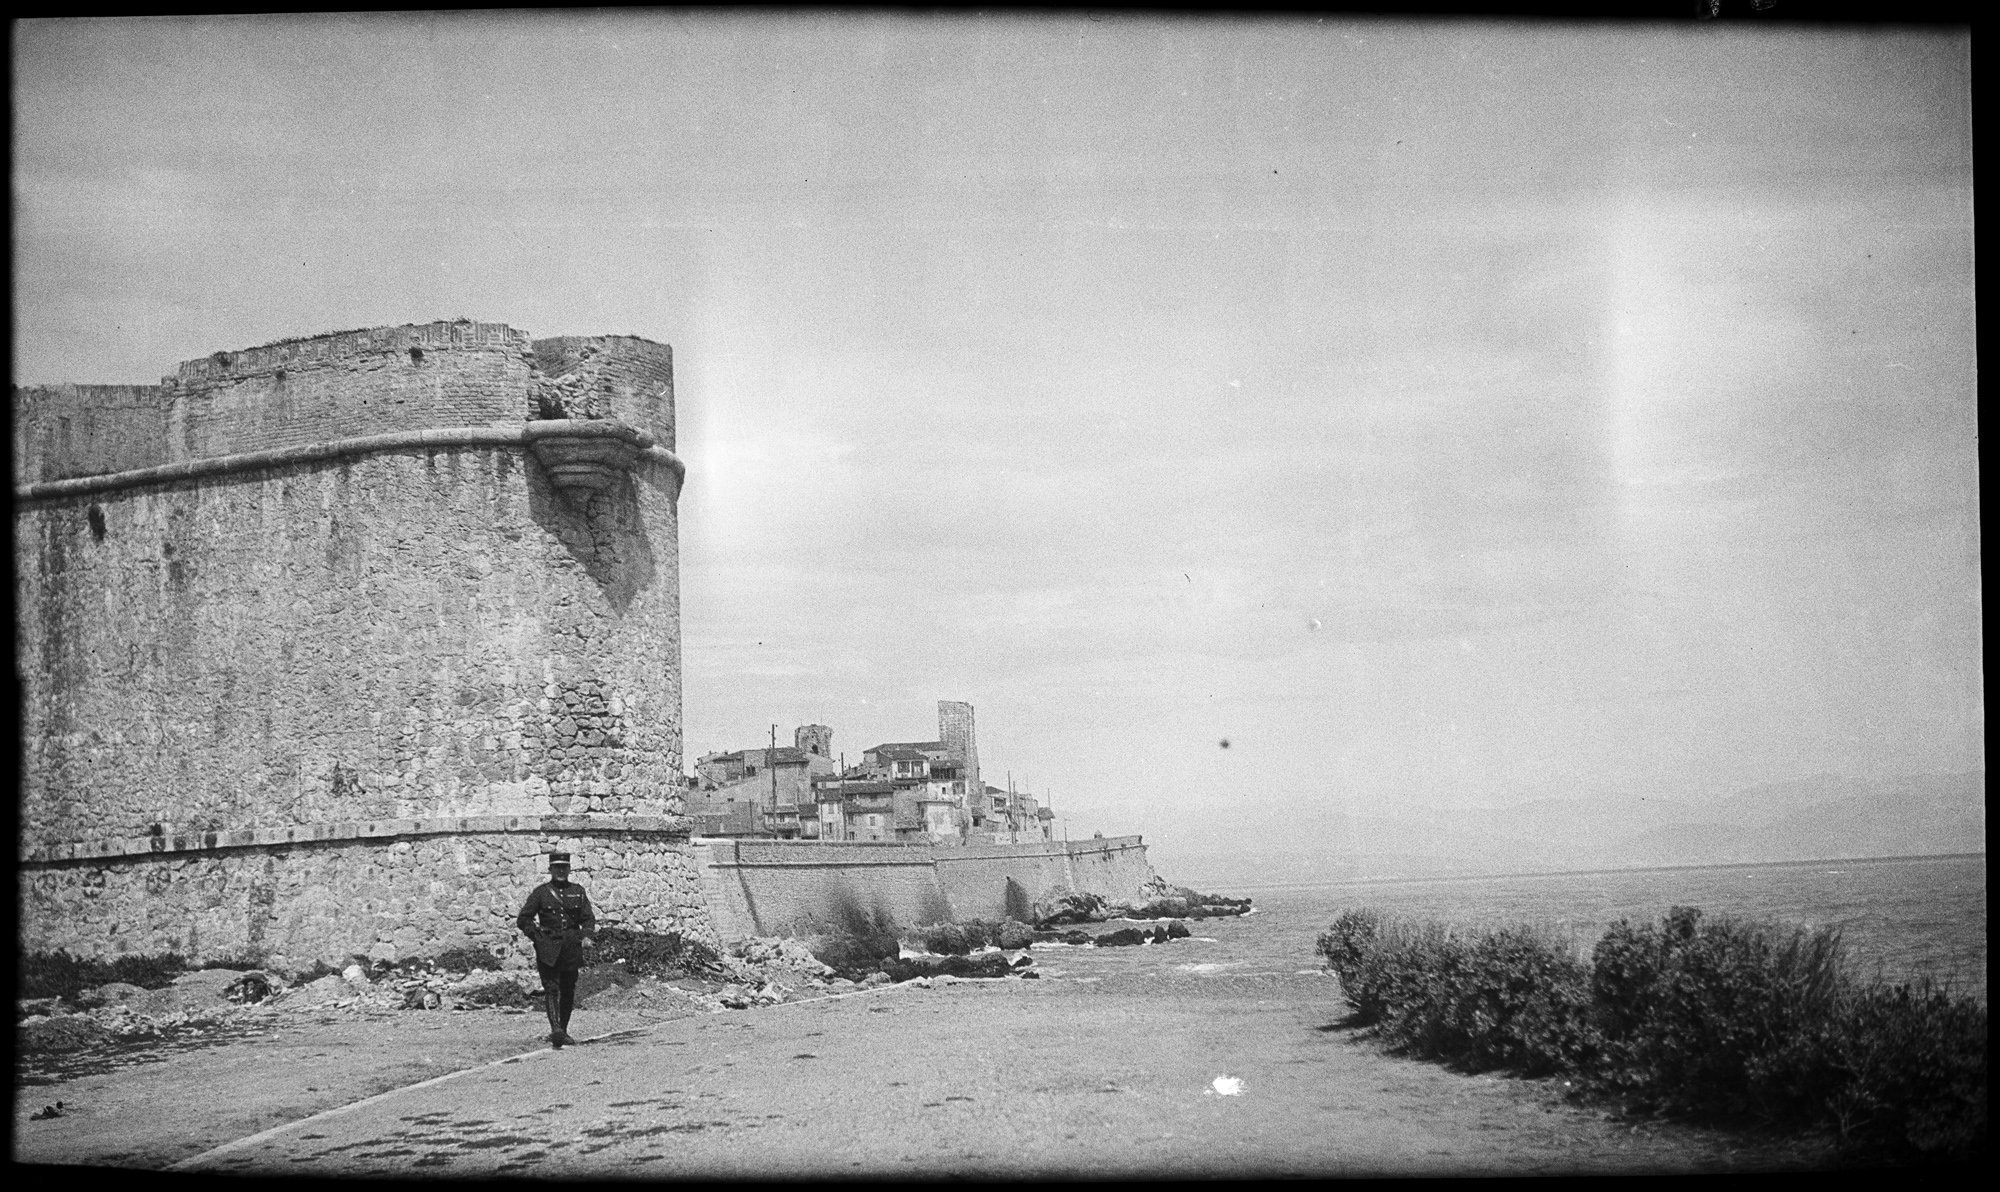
xmin=14 ymin=945 xmax=1831 ymax=1176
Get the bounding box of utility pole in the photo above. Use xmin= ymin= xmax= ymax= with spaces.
xmin=769 ymin=724 xmax=779 ymax=837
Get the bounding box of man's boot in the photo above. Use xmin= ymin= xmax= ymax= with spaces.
xmin=556 ymin=978 xmax=577 ymax=1046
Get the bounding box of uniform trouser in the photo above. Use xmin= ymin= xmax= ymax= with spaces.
xmin=537 ymin=963 xmax=578 ymax=1032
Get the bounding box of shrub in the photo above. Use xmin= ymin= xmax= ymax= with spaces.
xmin=19 ymin=950 xmax=187 ymax=1003
xmin=1003 ymin=878 xmax=1033 ymax=922
xmin=1590 ymin=906 xmax=1850 ymax=1121
xmin=429 ymin=944 xmax=511 ymax=974
xmin=590 ymin=926 xmax=722 ymax=979
xmin=1320 ymin=904 xmax=1989 ymax=1166
xmin=1822 ymin=980 xmax=1988 ymax=1165
xmin=1316 ymin=913 xmax=1596 ymax=1076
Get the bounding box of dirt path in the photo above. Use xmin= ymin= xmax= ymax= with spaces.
xmin=16 ymin=965 xmax=1828 ymax=1176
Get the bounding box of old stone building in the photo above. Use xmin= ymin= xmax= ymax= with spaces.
xmin=688 ymin=725 xmax=840 ymax=838
xmin=14 ymin=320 xmax=717 ymax=970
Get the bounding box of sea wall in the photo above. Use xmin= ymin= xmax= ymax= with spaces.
xmin=696 ymin=836 xmax=1154 ymax=938
xmin=14 ymin=321 xmax=701 ymax=968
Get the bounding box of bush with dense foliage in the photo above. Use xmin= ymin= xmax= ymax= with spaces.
xmin=589 ymin=926 xmax=722 ymax=978
xmin=1316 ymin=905 xmax=1987 ymax=1165
xmin=20 ymin=950 xmax=189 ymax=1003
xmin=1316 ymin=910 xmax=1596 ymax=1076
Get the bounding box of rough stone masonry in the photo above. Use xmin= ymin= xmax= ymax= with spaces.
xmin=14 ymin=320 xmax=717 ymax=971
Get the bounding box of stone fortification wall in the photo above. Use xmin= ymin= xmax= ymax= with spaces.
xmin=14 ymin=321 xmax=703 ymax=968
xmin=17 ymin=444 xmax=683 ymax=845
xmin=531 ymin=336 xmax=676 ymax=448
xmin=13 ymin=384 xmax=172 ymax=485
xmin=21 ymin=820 xmax=716 ymax=973
xmin=696 ymin=836 xmax=1153 ymax=939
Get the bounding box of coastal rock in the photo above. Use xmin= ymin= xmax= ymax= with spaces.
xmin=1032 ymin=889 xmax=1108 ymax=928
xmin=1092 ymin=928 xmax=1150 ymax=948
xmin=995 ymin=920 xmax=1036 ymax=950
xmin=1113 ymin=881 xmax=1253 ymax=920
xmin=880 ymin=953 xmax=1014 ymax=982
xmin=807 ymin=931 xmax=900 ymax=974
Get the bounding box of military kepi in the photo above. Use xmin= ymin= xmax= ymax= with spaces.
xmin=546 ymin=851 xmax=572 ymax=867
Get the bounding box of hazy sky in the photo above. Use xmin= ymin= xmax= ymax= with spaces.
xmin=13 ymin=14 xmax=1978 ymax=873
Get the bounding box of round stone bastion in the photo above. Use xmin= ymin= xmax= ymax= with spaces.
xmin=14 ymin=321 xmax=717 ymax=970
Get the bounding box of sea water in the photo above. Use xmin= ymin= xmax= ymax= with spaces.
xmin=1120 ymin=854 xmax=1986 ymax=1001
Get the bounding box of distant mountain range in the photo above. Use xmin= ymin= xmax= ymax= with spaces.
xmin=1165 ymin=771 xmax=1985 ymax=888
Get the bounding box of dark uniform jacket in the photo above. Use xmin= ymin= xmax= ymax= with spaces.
xmin=516 ymin=880 xmax=596 ymax=970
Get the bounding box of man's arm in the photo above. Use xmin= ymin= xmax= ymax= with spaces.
xmin=516 ymin=887 xmax=543 ymax=937
xmin=577 ymin=889 xmax=597 ymax=937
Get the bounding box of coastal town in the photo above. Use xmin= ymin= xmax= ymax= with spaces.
xmin=686 ymin=701 xmax=1056 ymax=845
xmin=14 ymin=16 xmax=1979 ymax=1177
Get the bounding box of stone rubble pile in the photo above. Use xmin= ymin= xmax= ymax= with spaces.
xmin=19 ymin=923 xmax=1085 ymax=1058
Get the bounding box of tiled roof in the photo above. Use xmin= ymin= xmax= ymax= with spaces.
xmin=866 ymin=740 xmax=944 ymax=755
xmin=816 ymin=780 xmax=896 ymax=797
xmin=706 ymin=745 xmax=810 ymax=766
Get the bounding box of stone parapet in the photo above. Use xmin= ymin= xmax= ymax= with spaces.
xmin=12 ymin=422 xmax=684 ymax=504
xmin=22 ymin=814 xmax=696 ymax=866
xmin=171 ymin=320 xmax=529 ymax=385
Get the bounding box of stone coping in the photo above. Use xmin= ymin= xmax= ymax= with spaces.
xmin=21 ymin=814 xmax=696 ymax=866
xmin=703 ymin=855 xmax=942 ymax=870
xmin=12 ymin=421 xmax=685 ymax=503
xmin=701 ymin=835 xmax=1144 ymax=868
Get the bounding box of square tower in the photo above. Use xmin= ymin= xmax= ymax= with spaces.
xmin=937 ymin=700 xmax=980 ymax=820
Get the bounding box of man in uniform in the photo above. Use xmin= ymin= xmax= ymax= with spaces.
xmin=516 ymin=850 xmax=596 ymax=1048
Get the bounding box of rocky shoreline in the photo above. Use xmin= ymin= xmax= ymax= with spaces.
xmin=19 ymin=883 xmax=1252 ymax=1084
